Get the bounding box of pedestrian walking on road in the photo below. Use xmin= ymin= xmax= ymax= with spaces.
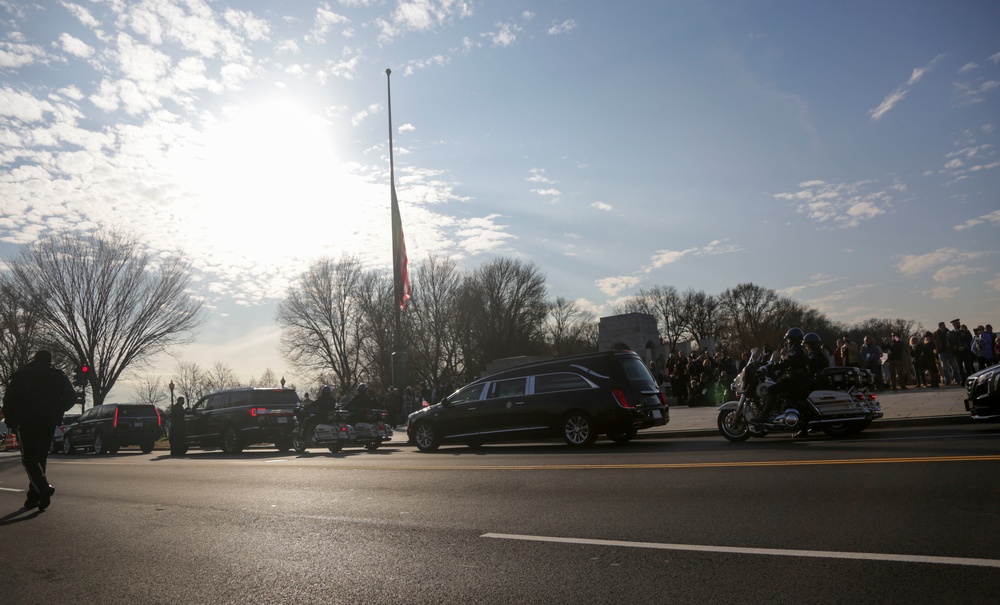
xmin=1 ymin=350 xmax=77 ymax=511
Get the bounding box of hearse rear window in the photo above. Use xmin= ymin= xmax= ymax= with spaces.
xmin=620 ymin=357 xmax=658 ymax=389
xmin=533 ymin=373 xmax=593 ymax=394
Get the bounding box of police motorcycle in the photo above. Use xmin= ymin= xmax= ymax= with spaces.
xmin=343 ymin=408 xmax=393 ymax=452
xmin=717 ymin=348 xmax=882 ymax=442
xmin=291 ymin=406 xmax=352 ymax=453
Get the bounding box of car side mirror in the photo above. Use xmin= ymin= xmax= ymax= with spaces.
xmin=439 ymin=397 xmax=451 ymax=407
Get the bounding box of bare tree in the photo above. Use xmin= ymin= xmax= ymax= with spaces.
xmin=131 ymin=374 xmax=168 ymax=411
xmin=616 ymin=285 xmax=685 ymax=351
xmin=5 ymin=231 xmax=204 ymax=406
xmin=715 ymin=283 xmax=777 ymax=352
xmin=204 ymin=361 xmax=241 ymax=392
xmin=251 ymin=368 xmax=279 ymax=388
xmin=173 ymin=361 xmax=208 ymax=404
xmin=459 ymin=258 xmax=548 ymax=376
xmin=545 ymin=297 xmax=596 ymax=357
xmin=680 ymin=288 xmax=719 ymax=345
xmin=407 ymin=254 xmax=464 ymax=386
xmin=277 ymin=255 xmax=364 ymax=392
xmin=0 ymin=277 xmax=45 ymax=388
xmin=354 ymin=268 xmax=395 ymax=388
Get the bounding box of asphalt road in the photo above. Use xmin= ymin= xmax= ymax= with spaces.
xmin=1 ymin=423 xmax=999 ymax=604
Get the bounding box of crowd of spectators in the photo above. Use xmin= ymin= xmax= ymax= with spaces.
xmin=648 ymin=318 xmax=997 ymax=405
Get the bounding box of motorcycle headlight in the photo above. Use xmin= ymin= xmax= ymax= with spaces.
xmin=756 ymin=383 xmax=770 ymax=399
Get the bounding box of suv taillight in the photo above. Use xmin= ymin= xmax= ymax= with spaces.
xmin=155 ymin=408 xmax=163 ymax=427
xmin=113 ymin=407 xmax=120 ymax=428
xmin=250 ymin=407 xmax=267 ymax=417
xmin=612 ymin=390 xmax=634 ymax=409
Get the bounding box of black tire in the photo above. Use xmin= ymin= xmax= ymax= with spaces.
xmin=608 ymin=427 xmax=638 ymax=444
xmin=412 ymin=421 xmax=440 ymax=452
xmin=274 ymin=438 xmax=293 ymax=453
xmin=821 ymin=422 xmax=859 ymax=439
xmin=327 ymin=444 xmax=342 ymax=453
xmin=63 ymin=437 xmax=75 ymax=455
xmin=718 ymin=409 xmax=752 ymax=443
xmin=366 ymin=438 xmax=382 ymax=452
xmin=221 ymin=427 xmax=244 ymax=454
xmin=93 ymin=433 xmax=107 ymax=455
xmin=140 ymin=441 xmax=155 ymax=454
xmin=562 ymin=412 xmax=597 ymax=447
xmin=292 ymin=431 xmax=308 ymax=454
xmin=107 ymin=442 xmax=121 ymax=454
xmin=50 ymin=439 xmax=60 ymax=455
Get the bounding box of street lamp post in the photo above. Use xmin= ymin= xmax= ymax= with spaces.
xmin=169 ymin=380 xmax=175 ymax=406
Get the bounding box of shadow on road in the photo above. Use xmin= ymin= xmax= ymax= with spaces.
xmin=0 ymin=506 xmax=42 ymax=526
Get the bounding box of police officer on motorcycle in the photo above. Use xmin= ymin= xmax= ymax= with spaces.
xmin=803 ymin=332 xmax=831 ymax=379
xmin=301 ymin=385 xmax=336 ymax=440
xmin=759 ymin=328 xmax=812 ymax=427
xmin=346 ymin=383 xmax=375 ymax=425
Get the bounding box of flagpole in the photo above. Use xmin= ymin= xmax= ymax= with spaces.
xmin=387 ymin=68 xmax=408 ymax=390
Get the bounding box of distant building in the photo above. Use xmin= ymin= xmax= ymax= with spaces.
xmin=598 ymin=313 xmax=664 ymax=363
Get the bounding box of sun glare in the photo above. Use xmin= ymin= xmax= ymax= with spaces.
xmin=162 ymin=98 xmax=382 ymax=265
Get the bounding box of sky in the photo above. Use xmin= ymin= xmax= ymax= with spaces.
xmin=1 ymin=1 xmax=998 ymax=401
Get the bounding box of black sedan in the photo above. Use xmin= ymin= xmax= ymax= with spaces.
xmin=964 ymin=364 xmax=1000 ymax=420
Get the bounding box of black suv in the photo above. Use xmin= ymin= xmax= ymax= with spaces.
xmin=63 ymin=404 xmax=163 ymax=455
xmin=178 ymin=388 xmax=300 ymax=454
xmin=407 ymin=350 xmax=669 ymax=452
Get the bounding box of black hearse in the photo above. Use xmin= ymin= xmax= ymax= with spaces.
xmin=406 ymin=350 xmax=668 ymax=452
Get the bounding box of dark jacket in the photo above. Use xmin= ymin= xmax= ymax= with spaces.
xmin=2 ymin=359 xmax=76 ymax=429
xmin=346 ymin=390 xmax=374 ymax=424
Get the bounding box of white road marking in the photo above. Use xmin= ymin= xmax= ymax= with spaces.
xmin=0 ymin=487 xmax=24 ymax=493
xmin=481 ymin=533 xmax=1000 ymax=569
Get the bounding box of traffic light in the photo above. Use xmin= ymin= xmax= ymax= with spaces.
xmin=74 ymin=362 xmax=90 ymax=387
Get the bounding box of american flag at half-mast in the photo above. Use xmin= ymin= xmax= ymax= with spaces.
xmin=391 ymin=180 xmax=411 ymax=311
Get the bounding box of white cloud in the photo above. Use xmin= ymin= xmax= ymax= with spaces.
xmin=896 ymin=247 xmax=990 ymax=276
xmin=547 ymin=19 xmax=577 ymax=36
xmin=591 ymin=201 xmax=612 ymax=211
xmin=596 ymin=275 xmax=641 ymax=297
xmin=527 ymin=167 xmax=554 ymax=184
xmin=774 ymin=178 xmax=898 ymax=227
xmin=869 ymin=55 xmax=944 ymax=121
xmin=59 ymin=33 xmax=94 ymax=58
xmin=0 ymin=38 xmax=48 ymax=68
xmin=484 ymin=21 xmax=521 ymax=47
xmin=645 ymin=240 xmax=742 ymax=271
xmin=931 ymin=286 xmax=960 ymax=300
xmin=955 ymin=209 xmax=1000 ymax=231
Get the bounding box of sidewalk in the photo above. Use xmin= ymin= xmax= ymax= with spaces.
xmin=644 ymin=383 xmax=970 ymax=438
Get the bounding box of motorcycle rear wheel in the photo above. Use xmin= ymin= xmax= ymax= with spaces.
xmin=821 ymin=422 xmax=862 ymax=438
xmin=718 ymin=409 xmax=752 ymax=442
xmin=292 ymin=431 xmax=308 ymax=454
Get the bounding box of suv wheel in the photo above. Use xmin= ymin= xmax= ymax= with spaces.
xmin=93 ymin=433 xmax=106 ymax=455
xmin=141 ymin=441 xmax=155 ymax=454
xmin=63 ymin=437 xmax=75 ymax=455
xmin=221 ymin=427 xmax=244 ymax=454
